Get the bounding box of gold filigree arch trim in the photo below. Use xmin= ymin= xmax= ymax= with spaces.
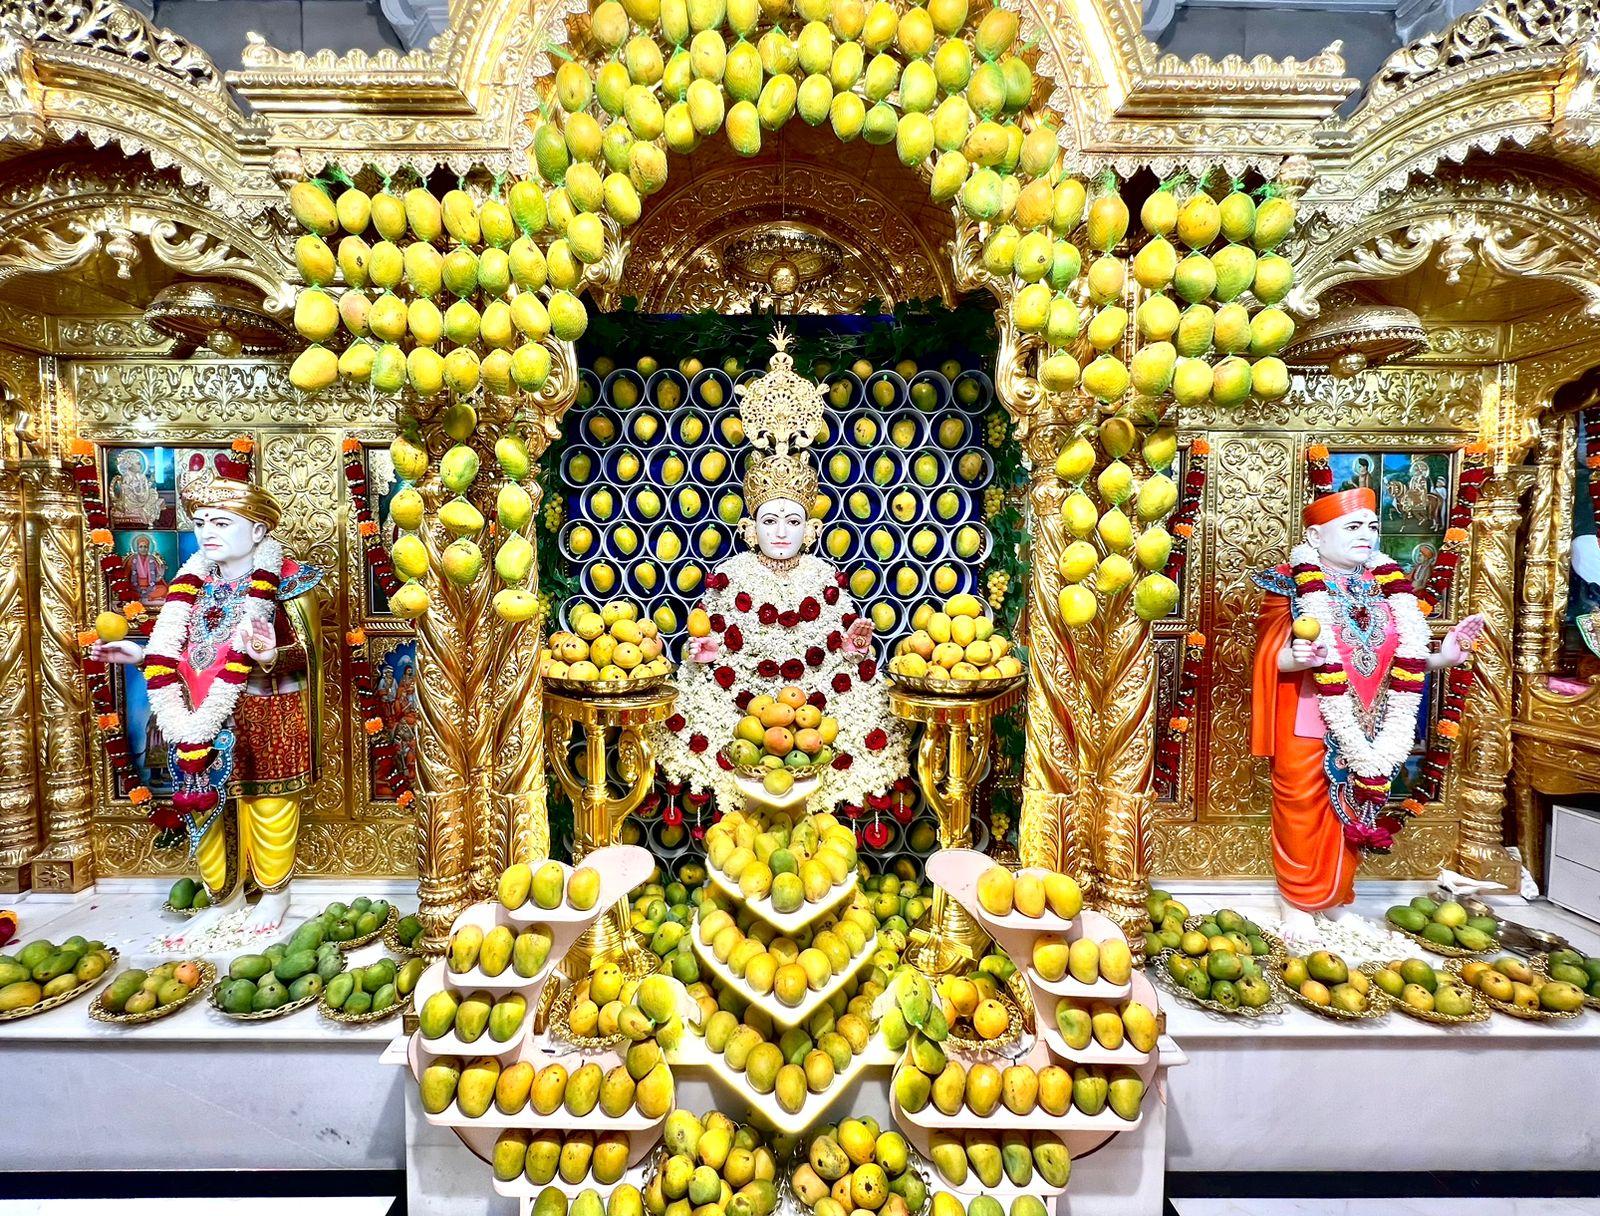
xmin=0 ymin=152 xmax=295 ymax=313
xmin=1291 ymin=166 xmax=1600 ymax=320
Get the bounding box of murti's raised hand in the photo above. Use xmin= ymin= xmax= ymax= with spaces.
xmin=1440 ymin=612 xmax=1486 ymax=666
xmin=842 ymin=616 xmax=874 ymax=656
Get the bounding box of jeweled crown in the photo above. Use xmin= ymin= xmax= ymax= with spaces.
xmin=739 ymin=327 xmax=827 ymax=512
xmin=179 ymin=445 xmax=282 ymax=530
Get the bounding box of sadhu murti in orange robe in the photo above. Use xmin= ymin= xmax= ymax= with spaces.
xmin=1249 ymin=489 xmax=1400 ymax=913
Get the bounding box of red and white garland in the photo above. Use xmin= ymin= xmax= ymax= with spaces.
xmin=341 ymin=440 xmax=402 ymax=599
xmin=1293 ymin=543 xmax=1431 ymax=822
xmin=1155 ymin=631 xmax=1206 ymax=795
xmin=656 ymin=550 xmax=909 ymax=812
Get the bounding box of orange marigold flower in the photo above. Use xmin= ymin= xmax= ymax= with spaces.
xmin=358 ymin=520 xmax=379 ymax=538
xmin=1401 ymin=797 xmax=1426 ymax=814
xmin=69 ymin=438 xmax=96 ymax=458
xmin=123 ymin=602 xmax=147 ymax=620
xmin=1186 ymin=631 xmax=1207 ymax=647
xmin=1173 ymin=522 xmax=1194 ymax=539
xmin=76 ymin=629 xmax=99 ymax=648
xmin=1307 ymin=443 xmax=1329 ymax=461
xmin=1169 ymin=716 xmax=1191 ymax=734
xmin=346 ymin=627 xmax=367 ymax=646
xmin=396 ymin=789 xmax=415 ymax=809
xmin=1190 ymin=438 xmax=1211 ymax=456
xmin=1443 ymin=527 xmax=1468 ymax=544
xmin=128 ymin=785 xmax=152 ymax=805
xmin=1438 ymin=720 xmax=1460 ymax=739
xmin=232 ymin=436 xmax=255 ymax=453
xmin=1587 ymin=454 xmax=1600 ymax=471
xmin=97 ymin=713 xmax=120 ymax=730
xmin=364 ymin=717 xmax=384 ymax=735
xmin=89 ymin=528 xmax=114 ymax=546
xmin=1419 ymin=600 xmax=1436 ymax=616
xmin=342 ymin=438 xmax=362 ymax=454
xmin=1463 ymin=442 xmax=1489 ymax=457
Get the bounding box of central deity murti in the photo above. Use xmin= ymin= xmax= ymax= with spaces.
xmin=656 ymin=332 xmax=910 ymax=814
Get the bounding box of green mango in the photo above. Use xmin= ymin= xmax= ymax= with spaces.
xmin=371 ymin=983 xmax=398 ymax=1014
xmin=274 ymin=950 xmax=316 ymax=983
xmin=324 ymin=972 xmax=356 ymax=1009
xmin=363 ymin=958 xmax=397 ymax=991
xmin=168 ymin=878 xmax=197 ymax=909
xmin=252 ymin=977 xmax=290 ymax=1012
xmin=288 ymin=973 xmax=323 ymax=1002
xmin=316 ymin=951 xmax=344 ymax=983
xmin=222 ymin=979 xmax=257 ymax=1013
xmin=490 ymin=992 xmax=528 ymax=1042
xmin=345 ymin=990 xmax=373 ymax=1016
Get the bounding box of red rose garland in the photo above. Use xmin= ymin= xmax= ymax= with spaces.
xmin=1163 ymin=439 xmax=1209 ymax=585
xmin=1414 ymin=443 xmax=1489 ymax=617
xmin=342 ymin=439 xmax=402 ymax=599
xmin=1154 ymin=631 xmax=1206 ymax=796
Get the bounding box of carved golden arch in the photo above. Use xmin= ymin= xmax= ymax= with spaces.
xmin=1292 ymin=162 xmax=1600 ymax=321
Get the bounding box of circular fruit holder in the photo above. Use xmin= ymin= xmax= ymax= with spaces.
xmin=90 ymin=959 xmax=215 ymax=1027
xmin=1388 ymin=924 xmax=1498 ymax=960
xmin=1356 ymin=963 xmax=1490 ymax=1027
xmin=546 ymin=673 xmax=673 ymax=698
xmin=161 ymin=898 xmax=201 ymax=919
xmin=210 ymin=982 xmax=322 ymax=1023
xmin=0 ymin=947 xmax=120 ymax=1024
xmin=942 ymin=988 xmax=1026 ymax=1058
xmin=546 ymin=977 xmax=626 ymax=1052
xmin=1273 ymin=975 xmax=1390 ymax=1023
xmin=335 ymin=904 xmax=400 ymax=952
xmin=886 ymin=673 xmax=1025 ymax=699
xmin=1149 ymin=954 xmax=1287 ymax=1021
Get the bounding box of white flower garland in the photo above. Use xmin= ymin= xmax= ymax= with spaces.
xmin=145 ymin=539 xmax=282 ymax=745
xmin=1290 ymin=543 xmax=1430 ymax=780
xmin=656 ymin=550 xmax=909 ymax=812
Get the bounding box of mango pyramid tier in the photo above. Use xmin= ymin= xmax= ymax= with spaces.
xmin=544 ymin=600 xmax=675 ymax=686
xmin=705 ymin=809 xmax=859 ymax=929
xmin=790 ymin=1117 xmax=929 ymax=1216
xmin=726 ymin=685 xmax=842 ymax=790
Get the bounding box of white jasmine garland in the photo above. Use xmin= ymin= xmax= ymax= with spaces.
xmin=144 ymin=539 xmax=282 ymax=746
xmin=656 ymin=551 xmax=909 ymax=812
xmin=1290 ymin=543 xmax=1429 ymax=781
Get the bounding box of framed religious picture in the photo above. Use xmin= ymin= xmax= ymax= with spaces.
xmin=1327 ymin=447 xmax=1456 ymax=616
xmin=368 ymin=637 xmax=421 ymax=801
xmin=96 ymin=443 xmax=227 ymax=802
xmin=1567 ymin=411 xmax=1599 ymax=663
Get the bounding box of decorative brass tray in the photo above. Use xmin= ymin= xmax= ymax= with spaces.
xmin=1150 ymin=951 xmax=1285 ymax=1019
xmin=334 ymin=905 xmax=399 ymax=952
xmin=1388 ymin=924 xmax=1497 ymax=959
xmin=1357 ymin=962 xmax=1490 ymax=1026
xmin=208 ymin=984 xmax=322 ymax=1022
xmin=90 ymin=960 xmax=216 ymax=1026
xmin=887 ymin=673 xmax=1025 ymax=698
xmin=1275 ymin=974 xmax=1389 ymax=1022
xmin=546 ymin=673 xmax=673 ymax=697
xmin=0 ymin=948 xmax=120 ymax=1023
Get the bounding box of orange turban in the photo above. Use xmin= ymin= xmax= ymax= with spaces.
xmin=1304 ymin=488 xmax=1376 ymax=527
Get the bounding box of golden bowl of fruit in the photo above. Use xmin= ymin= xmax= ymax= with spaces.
xmin=888 ymin=594 xmax=1025 ymax=696
xmin=543 ymin=600 xmax=675 ymax=695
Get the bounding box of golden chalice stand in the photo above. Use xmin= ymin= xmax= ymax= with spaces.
xmin=890 ymin=675 xmax=1025 ymax=975
xmin=544 ymin=678 xmax=677 ymax=980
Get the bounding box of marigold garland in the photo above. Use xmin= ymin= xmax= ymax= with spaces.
xmin=1163 ymin=438 xmax=1208 ymax=586
xmin=1154 ymin=631 xmax=1206 ymax=796
xmin=342 ymin=440 xmax=403 ymax=600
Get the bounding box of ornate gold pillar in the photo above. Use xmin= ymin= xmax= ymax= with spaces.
xmin=27 ymin=463 xmax=95 ymax=893
xmin=1453 ymin=469 xmax=1527 ymax=890
xmin=1019 ymin=461 xmax=1091 ymax=891
xmin=1515 ymin=414 xmax=1574 ymax=676
xmin=0 ymin=466 xmax=39 ymax=893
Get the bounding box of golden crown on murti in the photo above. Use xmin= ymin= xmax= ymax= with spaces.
xmin=739 ymin=326 xmax=826 ymax=513
xmin=179 ymin=468 xmax=283 ymax=531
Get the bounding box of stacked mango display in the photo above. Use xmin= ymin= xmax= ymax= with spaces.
xmin=493 ymin=1127 xmax=642 ymax=1187
xmin=893 ymin=1025 xmax=1146 ymax=1121
xmin=419 ymin=1047 xmax=677 ymax=1120
xmin=500 ymin=859 xmax=603 ymax=913
xmin=1045 ymin=185 xmax=1296 ymax=629
xmin=973 ymin=862 xmax=1085 ymax=922
xmin=1457 ymin=955 xmax=1587 ymax=1014
xmin=564 ymin=966 xmax=689 ymax=1049
xmin=704 ymin=997 xmax=874 ymax=1115
xmin=1384 ymin=895 xmax=1499 ymax=954
xmin=705 ymin=809 xmax=857 ymax=911
xmin=923 ymin=1128 xmax=1071 ymax=1191
xmin=790 ymin=1118 xmax=929 ymax=1216
xmin=887 ymin=594 xmax=1023 ymax=683
xmin=542 ymin=600 xmax=675 ymax=684
xmin=0 ymin=935 xmax=114 ymax=1013
xmin=695 ymin=901 xmax=875 ymax=1006
xmin=420 ymin=986 xmax=532 ymax=1044
xmin=1049 ymin=994 xmax=1160 ymax=1052
xmin=643 ymin=1111 xmax=783 ymax=1216
xmin=505 ymin=1186 xmax=646 ymax=1216
xmin=930 ymin=1196 xmax=1050 ymax=1216
xmin=384 ymin=423 xmax=541 ymax=622
xmin=287 ymin=177 xmax=579 ymax=395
